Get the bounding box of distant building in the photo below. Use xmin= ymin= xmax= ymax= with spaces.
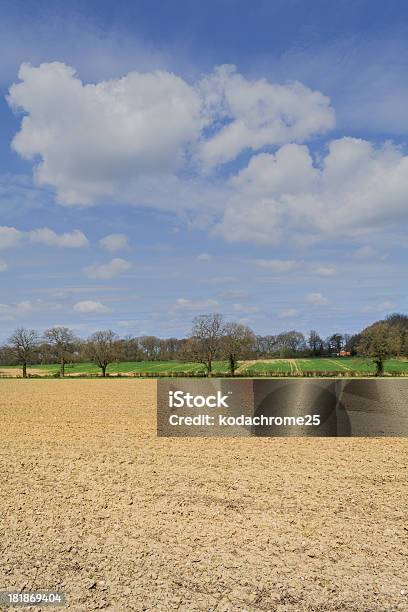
xmin=339 ymin=350 xmax=351 ymax=357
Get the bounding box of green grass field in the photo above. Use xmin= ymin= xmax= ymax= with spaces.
xmin=2 ymin=357 xmax=408 ymax=376
xmin=244 ymin=357 xmax=408 ymax=375
xmin=19 ymin=361 xmax=208 ymax=375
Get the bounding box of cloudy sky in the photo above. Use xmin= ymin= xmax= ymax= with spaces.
xmin=1 ymin=0 xmax=408 ymax=341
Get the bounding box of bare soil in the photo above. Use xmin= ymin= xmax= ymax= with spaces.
xmin=0 ymin=379 xmax=407 ymax=611
xmin=0 ymin=367 xmax=49 ymax=377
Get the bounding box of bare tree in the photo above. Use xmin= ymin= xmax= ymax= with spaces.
xmin=86 ymin=330 xmax=118 ymax=377
xmin=139 ymin=335 xmax=161 ymax=360
xmin=8 ymin=327 xmax=39 ymax=378
xmin=255 ymin=335 xmax=277 ymax=357
xmin=357 ymin=322 xmax=401 ymax=376
xmin=222 ymin=323 xmax=255 ymax=376
xmin=43 ymin=326 xmax=76 ymax=377
xmin=115 ymin=336 xmax=143 ymax=361
xmin=188 ymin=314 xmax=224 ymax=376
xmin=276 ymin=331 xmax=306 ymax=357
xmin=160 ymin=337 xmax=180 ymax=360
xmin=308 ymin=330 xmax=323 ymax=357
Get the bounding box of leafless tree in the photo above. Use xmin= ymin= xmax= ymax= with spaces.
xmin=188 ymin=314 xmax=224 ymax=376
xmin=86 ymin=330 xmax=118 ymax=377
xmin=43 ymin=326 xmax=77 ymax=377
xmin=276 ymin=330 xmax=306 ymax=356
xmin=120 ymin=336 xmax=140 ymax=361
xmin=139 ymin=335 xmax=161 ymax=360
xmin=255 ymin=334 xmax=277 ymax=357
xmin=160 ymin=337 xmax=180 ymax=360
xmin=8 ymin=327 xmax=39 ymax=378
xmin=308 ymin=330 xmax=323 ymax=356
xmin=223 ymin=322 xmax=256 ymax=376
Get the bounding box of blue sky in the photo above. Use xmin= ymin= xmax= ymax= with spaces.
xmin=1 ymin=0 xmax=408 ymax=341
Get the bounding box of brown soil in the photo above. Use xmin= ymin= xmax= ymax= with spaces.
xmin=0 ymin=367 xmax=50 ymax=377
xmin=0 ymin=379 xmax=407 ymax=611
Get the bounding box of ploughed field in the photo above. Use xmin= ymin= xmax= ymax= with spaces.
xmin=1 ymin=357 xmax=408 ymax=377
xmin=0 ymin=379 xmax=407 ymax=611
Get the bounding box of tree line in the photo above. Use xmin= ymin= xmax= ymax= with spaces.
xmin=1 ymin=312 xmax=408 ymax=377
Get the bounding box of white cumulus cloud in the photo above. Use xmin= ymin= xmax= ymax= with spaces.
xmin=29 ymin=228 xmax=88 ymax=247
xmin=0 ymin=225 xmax=88 ymax=249
xmin=198 ymin=65 xmax=334 ymax=168
xmin=306 ymin=292 xmax=329 ymax=306
xmin=84 ymin=258 xmax=131 ymax=279
xmin=99 ymin=233 xmax=129 ymax=252
xmin=216 ymin=138 xmax=408 ymax=245
xmin=8 ymin=62 xmax=203 ymax=206
xmin=73 ymin=300 xmax=110 ymax=313
xmin=0 ymin=226 xmax=23 ymax=249
xmin=8 ymin=62 xmax=334 ymax=209
xmin=9 ymin=62 xmax=408 ymax=251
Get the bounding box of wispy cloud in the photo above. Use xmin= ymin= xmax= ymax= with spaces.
xmin=197 ymin=253 xmax=211 ymax=261
xmin=314 ymin=266 xmax=336 ymax=276
xmin=255 ymin=259 xmax=299 ymax=273
xmin=279 ymin=308 xmax=299 ymax=318
xmin=29 ymin=228 xmax=88 ymax=247
xmin=0 ymin=226 xmax=23 ymax=249
xmin=0 ymin=300 xmax=33 ymax=321
xmin=353 ymin=245 xmax=376 ymax=259
xmin=175 ymin=298 xmax=219 ymax=310
xmin=361 ymin=301 xmax=395 ymax=313
xmin=0 ymin=225 xmax=88 ymax=249
xmin=220 ymin=289 xmax=249 ymax=300
xmin=305 ymin=292 xmax=329 ymax=306
xmin=232 ymin=303 xmax=259 ymax=313
xmin=0 ymin=299 xmax=61 ymax=321
xmin=84 ymin=258 xmax=131 ymax=280
xmin=99 ymin=233 xmax=129 ymax=252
